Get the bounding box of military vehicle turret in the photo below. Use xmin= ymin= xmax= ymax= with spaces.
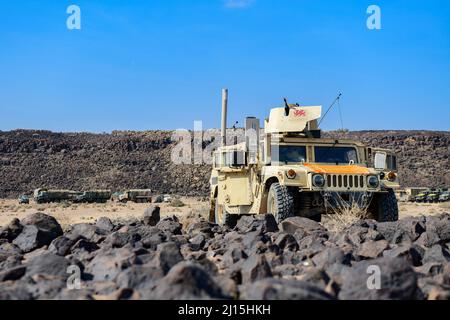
xmin=210 ymin=89 xmax=400 ymax=225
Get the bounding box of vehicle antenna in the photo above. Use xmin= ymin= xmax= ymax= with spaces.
xmin=337 ymin=95 xmax=344 ymax=130
xmin=318 ymin=93 xmax=342 ymax=127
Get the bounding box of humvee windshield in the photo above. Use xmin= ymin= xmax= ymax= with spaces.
xmin=314 ymin=146 xmax=358 ymax=164
xmin=272 ymin=146 xmax=306 ymax=164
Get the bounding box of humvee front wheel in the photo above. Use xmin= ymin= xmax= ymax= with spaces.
xmin=267 ymin=183 xmax=295 ymax=223
xmin=214 ymin=201 xmax=238 ymax=227
xmin=369 ymin=189 xmax=399 ymax=222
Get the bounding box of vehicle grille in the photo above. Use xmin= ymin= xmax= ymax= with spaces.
xmin=326 ymin=174 xmax=366 ymax=190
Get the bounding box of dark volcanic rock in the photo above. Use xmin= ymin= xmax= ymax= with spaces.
xmin=383 ymin=245 xmax=423 ymax=267
xmin=116 ymin=265 xmax=164 ymax=291
xmin=96 ymin=217 xmax=115 ymax=232
xmin=49 ymin=236 xmax=77 ymax=256
xmin=25 ymin=252 xmax=70 ymax=278
xmin=311 ymin=247 xmax=351 ymax=269
xmin=274 ymin=233 xmax=299 ymax=251
xmin=0 ymin=218 xmax=23 ymax=242
xmin=12 ymin=213 xmax=63 ymax=252
xmin=235 ymin=214 xmax=278 ymax=234
xmin=0 ymin=210 xmax=448 ymax=300
xmin=149 ymin=242 xmax=183 ymax=274
xmin=146 ymin=262 xmax=229 ymax=299
xmin=86 ymin=248 xmax=137 ymax=282
xmin=0 ymin=266 xmax=26 ymax=282
xmin=13 ymin=226 xmax=52 ymax=253
xmin=156 ymin=216 xmax=182 ymax=235
xmin=355 ymin=240 xmax=390 ymax=259
xmin=339 ymin=257 xmax=418 ymax=300
xmin=280 ymin=217 xmax=325 ymax=235
xmin=66 ymin=223 xmax=103 ymax=242
xmin=241 ymin=278 xmax=334 ymax=300
xmin=422 ymin=245 xmax=450 ymax=265
xmin=0 ymin=282 xmax=32 ymax=300
xmin=241 ymin=254 xmax=272 ymax=284
xmin=143 ymin=206 xmax=160 ymax=226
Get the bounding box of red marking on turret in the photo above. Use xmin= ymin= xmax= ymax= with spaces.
xmin=293 ymin=109 xmax=306 ymax=117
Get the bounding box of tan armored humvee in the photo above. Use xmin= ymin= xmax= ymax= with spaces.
xmin=209 ymin=90 xmax=400 ymax=226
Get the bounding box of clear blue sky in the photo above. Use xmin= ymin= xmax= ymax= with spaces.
xmin=1 ymin=0 xmax=449 ymax=132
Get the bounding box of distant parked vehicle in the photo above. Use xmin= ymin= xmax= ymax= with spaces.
xmin=18 ymin=195 xmax=29 ymax=204
xmin=439 ymin=191 xmax=450 ymax=202
xmin=111 ymin=192 xmax=123 ymax=202
xmin=425 ymin=189 xmax=442 ymax=203
xmin=114 ymin=189 xmax=152 ymax=203
xmin=404 ymin=188 xmax=428 ymax=202
xmin=414 ymin=189 xmax=432 ymax=203
xmin=73 ymin=190 xmax=112 ymax=203
xmin=33 ymin=188 xmax=81 ymax=204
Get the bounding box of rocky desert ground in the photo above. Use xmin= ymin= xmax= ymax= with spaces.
xmin=0 ymin=200 xmax=449 ymax=300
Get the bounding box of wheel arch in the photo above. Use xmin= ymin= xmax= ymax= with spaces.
xmin=265 ymin=176 xmax=279 ymax=191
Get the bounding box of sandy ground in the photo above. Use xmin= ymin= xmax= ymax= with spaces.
xmin=0 ymin=197 xmax=210 ymax=229
xmin=0 ymin=198 xmax=448 ymax=229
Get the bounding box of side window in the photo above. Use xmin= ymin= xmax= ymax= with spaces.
xmin=392 ymin=156 xmax=397 ymax=170
xmin=386 ymin=155 xmax=397 ymax=170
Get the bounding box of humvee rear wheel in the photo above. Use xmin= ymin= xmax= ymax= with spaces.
xmin=267 ymin=183 xmax=295 ymax=223
xmin=214 ymin=201 xmax=238 ymax=227
xmin=369 ymin=189 xmax=399 ymax=222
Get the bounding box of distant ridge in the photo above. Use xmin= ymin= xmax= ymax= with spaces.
xmin=0 ymin=130 xmax=448 ymax=198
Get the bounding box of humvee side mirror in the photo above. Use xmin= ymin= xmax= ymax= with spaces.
xmin=374 ymin=152 xmax=386 ymax=170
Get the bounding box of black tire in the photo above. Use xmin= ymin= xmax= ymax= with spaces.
xmin=214 ymin=200 xmax=238 ymax=227
xmin=267 ymin=183 xmax=295 ymax=223
xmin=369 ymin=189 xmax=399 ymax=222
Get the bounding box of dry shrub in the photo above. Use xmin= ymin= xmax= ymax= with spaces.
xmin=322 ymin=192 xmax=372 ymax=233
xmin=170 ymin=198 xmax=185 ymax=208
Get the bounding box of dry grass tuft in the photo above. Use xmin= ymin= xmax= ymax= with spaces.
xmin=170 ymin=198 xmax=185 ymax=208
xmin=321 ymin=192 xmax=372 ymax=233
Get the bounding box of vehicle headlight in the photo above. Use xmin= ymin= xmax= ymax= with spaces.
xmin=286 ymin=169 xmax=297 ymax=179
xmin=367 ymin=175 xmax=379 ymax=188
xmin=312 ymin=174 xmax=325 ymax=187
